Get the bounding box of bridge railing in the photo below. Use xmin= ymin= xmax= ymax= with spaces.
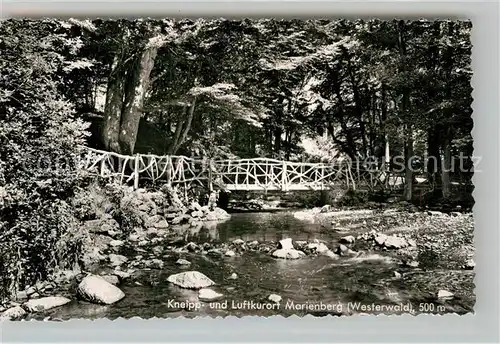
xmin=79 ymin=146 xmax=417 ymax=192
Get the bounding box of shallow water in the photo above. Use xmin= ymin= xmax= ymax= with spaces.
xmin=30 ymin=211 xmax=474 ymax=320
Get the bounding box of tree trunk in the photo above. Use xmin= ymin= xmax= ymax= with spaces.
xmin=441 ymin=128 xmax=452 ymax=199
xmin=404 ymin=127 xmax=414 ymax=201
xmin=173 ymin=97 xmax=196 ymax=154
xmin=118 ymin=44 xmax=158 ymax=155
xmin=427 ymin=126 xmax=441 ymax=187
xmin=101 ymin=55 xmax=124 ymax=152
xmin=397 ymin=21 xmax=413 ymax=201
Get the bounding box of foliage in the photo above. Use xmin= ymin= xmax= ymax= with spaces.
xmin=0 ymin=19 xmax=91 ymax=299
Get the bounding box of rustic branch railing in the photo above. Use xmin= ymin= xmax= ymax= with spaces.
xmin=78 ymin=147 xmax=416 ymax=192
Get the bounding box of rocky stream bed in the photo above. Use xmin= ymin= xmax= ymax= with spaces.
xmin=0 ymin=192 xmax=475 ymax=320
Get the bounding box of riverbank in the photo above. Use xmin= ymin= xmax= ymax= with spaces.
xmin=0 ymin=204 xmax=474 ymax=320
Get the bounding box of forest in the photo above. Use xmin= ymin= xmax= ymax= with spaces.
xmin=0 ymin=18 xmax=474 ymax=318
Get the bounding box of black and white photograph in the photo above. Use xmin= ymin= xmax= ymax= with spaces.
xmin=0 ymin=17 xmax=475 ymax=320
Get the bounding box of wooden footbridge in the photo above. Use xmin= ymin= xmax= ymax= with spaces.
xmin=78 ymin=147 xmax=410 ymax=192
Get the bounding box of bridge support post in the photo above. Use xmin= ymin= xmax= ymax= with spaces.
xmin=166 ymin=156 xmax=172 ymax=188
xmin=133 ymin=154 xmax=140 ymax=189
xmin=208 ymin=158 xmax=213 ymax=192
xmin=281 ymin=161 xmax=288 ymax=192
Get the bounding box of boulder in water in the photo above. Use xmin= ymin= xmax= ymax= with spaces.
xmin=324 ymin=250 xmax=340 ymax=259
xmin=268 ymin=294 xmax=282 ymax=303
xmin=340 ymin=236 xmax=355 ymax=245
xmin=225 ymin=250 xmax=236 ymax=257
xmin=0 ymin=306 xmax=26 ymax=320
xmin=320 ymin=204 xmax=331 ymax=213
xmin=374 ymin=234 xmax=388 ymax=246
xmin=199 ymin=288 xmax=223 ymax=301
xmin=176 ymin=258 xmax=191 ymax=266
xmin=278 ymin=238 xmax=294 ymax=250
xmin=437 ymin=290 xmax=454 ymax=300
xmin=77 ymin=275 xmax=125 ymax=305
xmin=272 ymin=249 xmax=305 ymax=259
xmin=167 ymin=271 xmax=215 ymax=289
xmin=228 ymin=273 xmax=238 ymax=280
xmin=23 ymin=296 xmax=71 ymax=312
xmin=306 ymin=242 xmax=330 ymax=254
xmin=383 ymin=236 xmax=407 ymax=249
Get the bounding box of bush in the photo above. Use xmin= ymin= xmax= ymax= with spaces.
xmin=0 ymin=19 xmax=91 ymax=300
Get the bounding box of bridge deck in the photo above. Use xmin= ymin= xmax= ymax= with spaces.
xmin=224 ymin=184 xmax=332 ymax=191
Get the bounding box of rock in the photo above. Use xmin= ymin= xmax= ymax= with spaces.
xmin=340 ymin=236 xmax=355 ymax=245
xmin=176 ymin=259 xmax=191 ymax=266
xmin=278 ymin=238 xmax=294 ymax=250
xmin=198 ymin=288 xmax=223 ymax=301
xmin=393 ymin=271 xmax=402 ymax=279
xmin=113 ymin=270 xmax=131 ymax=280
xmin=228 ymin=273 xmax=238 ymax=280
xmin=145 ymin=259 xmax=164 ymax=269
xmin=232 ymin=239 xmax=245 ymax=245
xmin=335 ymin=244 xmax=349 ymax=255
xmin=109 ymin=240 xmax=124 ymax=248
xmin=374 ymin=234 xmax=388 ymax=246
xmin=212 ymin=207 xmax=231 ymax=220
xmin=172 ymin=216 xmax=184 ymax=225
xmin=84 ymin=218 xmax=119 ymax=234
xmin=191 ymin=210 xmax=203 ymax=218
xmin=138 ymin=240 xmax=149 ymax=247
xmin=272 ymin=249 xmax=305 ymax=259
xmin=407 ymin=239 xmax=417 ymax=247
xmin=320 ymin=204 xmax=331 ymax=213
xmin=77 ymin=275 xmax=125 ymax=305
xmin=15 ymin=291 xmax=28 ymax=301
xmin=23 ymin=296 xmax=71 ymax=312
xmin=0 ymin=306 xmax=26 ymax=320
xmin=152 ymin=246 xmax=163 ymax=256
xmin=167 ymin=271 xmax=215 ymax=289
xmin=154 ymin=219 xmax=169 ymax=229
xmin=101 ymin=275 xmax=120 ymax=285
xmin=437 ymin=290 xmax=454 ymax=300
xmin=185 ymin=242 xmax=199 ymax=252
xmin=427 ymin=210 xmax=442 ymax=216
xmin=463 ymin=258 xmax=475 ymax=270
xmin=128 ymin=234 xmax=140 ymax=242
xmin=405 ymin=260 xmax=419 ymax=268
xmin=268 ymin=294 xmax=282 ymax=303
xmin=324 ymin=250 xmax=340 ymax=259
xmin=191 ymin=202 xmax=202 ymax=211
xmin=225 ymin=250 xmax=236 ymax=257
xmin=384 ymin=236 xmax=407 ymax=249
xmin=109 ymin=254 xmax=128 ymax=267
xmin=306 ymin=242 xmax=330 ymax=254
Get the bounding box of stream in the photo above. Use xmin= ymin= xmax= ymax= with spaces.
xmin=28 ymin=211 xmax=475 ymax=320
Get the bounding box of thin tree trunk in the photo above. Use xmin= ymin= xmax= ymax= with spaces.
xmin=441 ymin=128 xmax=452 ymax=199
xmin=168 ymin=106 xmax=187 ymax=154
xmin=172 ymin=97 xmax=196 ymax=154
xmin=101 ymin=55 xmax=124 ymax=152
xmin=397 ymin=20 xmax=413 ymax=201
xmin=119 ymin=43 xmax=159 ymax=155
